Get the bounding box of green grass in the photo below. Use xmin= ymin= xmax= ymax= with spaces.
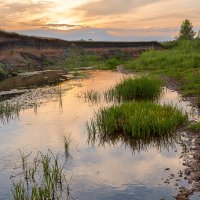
xmin=12 ymin=149 xmax=72 ymax=200
xmin=86 ymin=102 xmax=188 ymax=139
xmin=57 ymin=47 xmax=125 ymax=71
xmin=126 ymin=40 xmax=200 ymax=70
xmin=105 ymin=58 xmax=122 ymax=69
xmin=105 ymin=76 xmax=162 ymax=102
xmin=57 ymin=47 xmax=107 ymax=70
xmin=124 ymin=39 xmax=200 ymax=104
xmin=188 ymin=122 xmax=200 ymax=132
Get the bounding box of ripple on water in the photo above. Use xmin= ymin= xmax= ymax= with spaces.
xmin=0 ymin=70 xmax=199 ymax=200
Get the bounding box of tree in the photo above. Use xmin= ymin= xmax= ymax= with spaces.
xmin=178 ymin=19 xmax=195 ymax=40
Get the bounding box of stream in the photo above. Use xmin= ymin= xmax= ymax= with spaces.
xmin=0 ymin=70 xmax=199 ymax=200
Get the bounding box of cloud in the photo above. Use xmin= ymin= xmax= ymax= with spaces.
xmin=0 ymin=1 xmax=55 ymax=29
xmin=74 ymin=0 xmax=164 ymax=17
xmin=0 ymin=0 xmax=200 ymax=41
xmin=44 ymin=23 xmax=85 ymax=31
xmin=0 ymin=1 xmax=53 ymax=14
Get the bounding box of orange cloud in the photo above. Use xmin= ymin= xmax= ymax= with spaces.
xmin=0 ymin=0 xmax=200 ymax=40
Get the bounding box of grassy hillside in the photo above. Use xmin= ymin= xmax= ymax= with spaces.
xmin=125 ymin=39 xmax=200 ymax=107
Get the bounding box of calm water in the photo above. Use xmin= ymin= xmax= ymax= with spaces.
xmin=0 ymin=70 xmax=199 ymax=200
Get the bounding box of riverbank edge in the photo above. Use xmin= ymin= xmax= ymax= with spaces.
xmin=118 ymin=65 xmax=200 ymax=200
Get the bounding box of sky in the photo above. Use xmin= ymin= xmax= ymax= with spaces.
xmin=0 ymin=0 xmax=200 ymax=41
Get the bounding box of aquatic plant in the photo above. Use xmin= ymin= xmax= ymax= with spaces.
xmin=12 ymin=149 xmax=73 ymax=200
xmin=83 ymin=89 xmax=102 ymax=103
xmin=0 ymin=101 xmax=20 ymax=123
xmin=86 ymin=102 xmax=188 ymax=140
xmin=105 ymin=76 xmax=162 ymax=102
xmin=64 ymin=135 xmax=72 ymax=160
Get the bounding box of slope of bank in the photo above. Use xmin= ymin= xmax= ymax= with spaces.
xmin=124 ymin=39 xmax=200 ymax=110
xmin=0 ymin=30 xmax=164 ymax=78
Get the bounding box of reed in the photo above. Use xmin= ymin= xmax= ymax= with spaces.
xmin=105 ymin=76 xmax=162 ymax=102
xmin=64 ymin=135 xmax=72 ymax=159
xmin=86 ymin=102 xmax=188 ymax=139
xmin=0 ymin=101 xmax=20 ymax=123
xmin=12 ymin=149 xmax=73 ymax=200
xmin=12 ymin=182 xmax=25 ymax=200
xmin=83 ymin=89 xmax=102 ymax=103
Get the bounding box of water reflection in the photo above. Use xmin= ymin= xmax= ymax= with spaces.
xmin=0 ymin=84 xmax=67 ymax=123
xmin=0 ymin=101 xmax=20 ymax=124
xmin=0 ymin=70 xmax=199 ymax=200
xmin=88 ymin=130 xmax=178 ymax=153
xmin=0 ymin=70 xmax=67 ymax=92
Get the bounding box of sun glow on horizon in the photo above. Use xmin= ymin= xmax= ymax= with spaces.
xmin=0 ymin=0 xmax=200 ymax=40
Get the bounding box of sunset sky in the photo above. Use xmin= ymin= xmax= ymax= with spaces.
xmin=0 ymin=0 xmax=200 ymax=41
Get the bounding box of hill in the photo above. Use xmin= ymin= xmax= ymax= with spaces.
xmin=0 ymin=30 xmax=164 ymax=77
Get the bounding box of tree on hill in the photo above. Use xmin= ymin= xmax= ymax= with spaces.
xmin=178 ymin=19 xmax=195 ymax=40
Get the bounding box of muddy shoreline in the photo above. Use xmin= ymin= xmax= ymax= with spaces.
xmin=162 ymin=75 xmax=200 ymax=199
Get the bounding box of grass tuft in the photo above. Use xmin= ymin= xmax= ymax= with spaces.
xmin=105 ymin=76 xmax=162 ymax=102
xmin=188 ymin=122 xmax=200 ymax=132
xmin=12 ymin=139 xmax=73 ymax=200
xmin=86 ymin=102 xmax=188 ymax=139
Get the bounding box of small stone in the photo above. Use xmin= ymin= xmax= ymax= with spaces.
xmin=164 ymin=179 xmax=170 ymax=184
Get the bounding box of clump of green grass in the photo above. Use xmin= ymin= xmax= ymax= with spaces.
xmin=105 ymin=76 xmax=162 ymax=102
xmin=12 ymin=150 xmax=73 ymax=200
xmin=188 ymin=122 xmax=200 ymax=132
xmin=124 ymin=39 xmax=200 ymax=100
xmin=105 ymin=57 xmax=122 ymax=69
xmin=86 ymin=102 xmax=188 ymax=139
